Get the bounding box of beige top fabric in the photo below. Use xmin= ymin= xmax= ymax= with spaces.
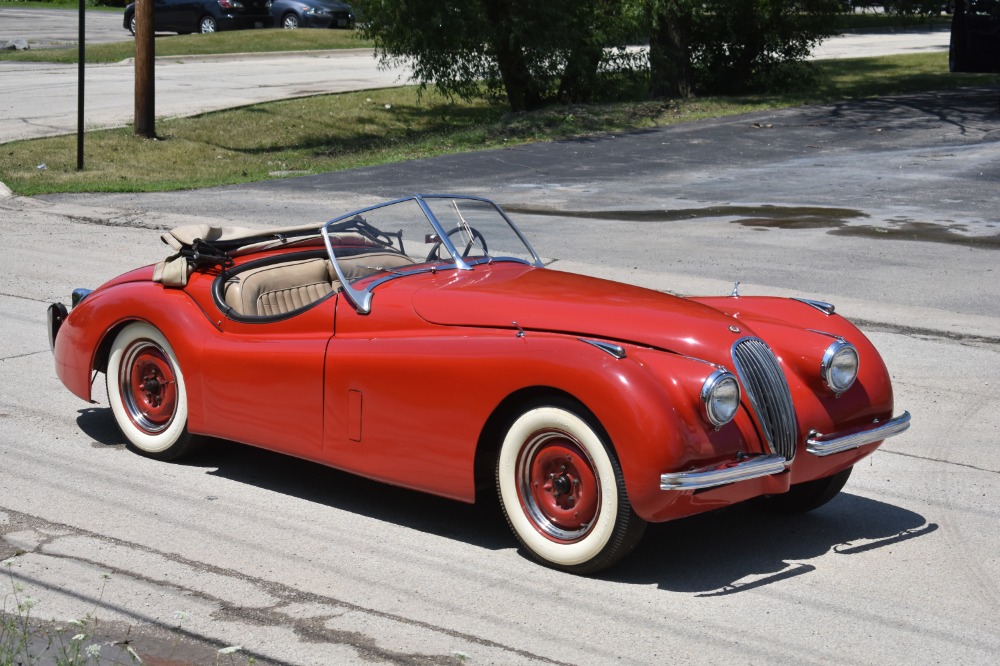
xmin=160 ymin=223 xmax=325 ymax=251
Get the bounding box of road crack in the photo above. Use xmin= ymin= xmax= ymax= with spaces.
xmin=1 ymin=508 xmax=569 ymax=666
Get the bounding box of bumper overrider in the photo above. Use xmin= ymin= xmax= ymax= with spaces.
xmin=661 ymin=411 xmax=911 ymax=491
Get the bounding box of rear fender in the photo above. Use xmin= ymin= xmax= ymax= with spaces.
xmin=53 ymin=281 xmax=217 ymax=431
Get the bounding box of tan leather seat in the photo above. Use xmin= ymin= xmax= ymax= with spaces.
xmin=224 ymin=257 xmax=338 ymax=317
xmin=223 ymin=252 xmax=418 ymax=318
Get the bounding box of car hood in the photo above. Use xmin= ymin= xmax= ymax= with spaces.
xmin=411 ymin=265 xmax=748 ymax=363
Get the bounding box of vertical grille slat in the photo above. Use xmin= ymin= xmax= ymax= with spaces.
xmin=732 ymin=338 xmax=798 ymax=460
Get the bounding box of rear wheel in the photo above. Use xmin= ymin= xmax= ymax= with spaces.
xmin=129 ymin=16 xmax=136 ymax=36
xmin=496 ymin=400 xmax=646 ymax=574
xmin=106 ymin=322 xmax=199 ymax=461
xmin=198 ymin=16 xmax=217 ymax=34
xmin=761 ymin=466 xmax=853 ymax=515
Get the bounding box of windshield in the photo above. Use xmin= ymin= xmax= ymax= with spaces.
xmin=322 ymin=195 xmax=542 ymax=313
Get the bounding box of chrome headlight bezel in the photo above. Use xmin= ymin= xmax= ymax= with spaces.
xmin=821 ymin=340 xmax=859 ymax=395
xmin=701 ymin=369 xmax=741 ymax=428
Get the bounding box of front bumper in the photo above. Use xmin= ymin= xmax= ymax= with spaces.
xmin=660 ymin=411 xmax=911 ymax=491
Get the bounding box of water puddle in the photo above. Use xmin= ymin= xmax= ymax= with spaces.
xmin=505 ymin=204 xmax=1000 ymax=249
xmin=505 ymin=204 xmax=866 ymax=223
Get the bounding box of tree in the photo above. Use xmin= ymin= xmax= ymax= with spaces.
xmin=649 ymin=0 xmax=841 ymax=96
xmin=357 ymin=0 xmax=841 ymax=111
xmin=355 ymin=0 xmax=635 ymax=111
xmin=648 ymin=0 xmax=695 ymax=99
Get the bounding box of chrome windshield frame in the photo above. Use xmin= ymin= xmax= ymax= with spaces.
xmin=321 ymin=194 xmax=544 ymax=314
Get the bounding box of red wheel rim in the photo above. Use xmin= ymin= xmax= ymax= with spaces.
xmin=516 ymin=429 xmax=601 ymax=543
xmin=119 ymin=340 xmax=178 ymax=435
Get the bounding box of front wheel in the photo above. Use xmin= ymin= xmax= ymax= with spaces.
xmin=496 ymin=401 xmax=646 ymax=574
xmin=198 ymin=16 xmax=217 ymax=34
xmin=760 ymin=466 xmax=853 ymax=515
xmin=106 ymin=322 xmax=198 ymax=461
xmin=282 ymin=13 xmax=300 ymax=29
xmin=129 ymin=16 xmax=136 ymax=36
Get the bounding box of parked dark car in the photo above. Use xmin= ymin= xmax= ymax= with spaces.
xmin=269 ymin=0 xmax=355 ymax=29
xmin=124 ymin=0 xmax=274 ymax=35
xmin=950 ymin=0 xmax=1000 ymax=71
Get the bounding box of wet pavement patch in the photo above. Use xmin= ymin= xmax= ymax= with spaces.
xmin=829 ymin=220 xmax=1000 ymax=249
xmin=506 ymin=204 xmax=1000 ymax=250
xmin=504 ymin=204 xmax=868 ymax=224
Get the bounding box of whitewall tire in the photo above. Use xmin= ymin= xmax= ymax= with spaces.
xmin=106 ymin=322 xmax=197 ymax=461
xmin=496 ymin=401 xmax=646 ymax=574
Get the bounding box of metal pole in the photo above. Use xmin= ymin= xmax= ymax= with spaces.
xmin=77 ymin=0 xmax=85 ymax=170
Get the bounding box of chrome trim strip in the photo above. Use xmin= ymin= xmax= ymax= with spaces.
xmin=661 ymin=454 xmax=787 ymax=491
xmin=579 ymin=338 xmax=626 ymax=359
xmin=793 ymin=298 xmax=836 ymax=315
xmin=806 ymin=411 xmax=911 ymax=457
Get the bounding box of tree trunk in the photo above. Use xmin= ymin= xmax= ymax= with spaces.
xmin=558 ymin=42 xmax=603 ymax=103
xmin=482 ymin=0 xmax=543 ymax=111
xmin=649 ymin=1 xmax=692 ymax=99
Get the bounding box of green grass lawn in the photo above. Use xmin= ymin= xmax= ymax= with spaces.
xmin=0 ymin=51 xmax=995 ymax=196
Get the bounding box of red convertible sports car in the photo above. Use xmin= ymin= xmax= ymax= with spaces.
xmin=48 ymin=195 xmax=910 ymax=573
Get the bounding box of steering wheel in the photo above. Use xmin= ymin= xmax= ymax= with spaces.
xmin=425 ymin=226 xmax=489 ymax=262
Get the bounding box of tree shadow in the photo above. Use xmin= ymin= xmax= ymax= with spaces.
xmin=78 ymin=406 xmax=935 ymax=589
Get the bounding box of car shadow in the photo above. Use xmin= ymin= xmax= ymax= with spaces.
xmin=77 ymin=406 xmax=511 ymax=551
xmin=78 ymin=407 xmax=936 ymax=590
xmin=606 ymin=493 xmax=936 ymax=594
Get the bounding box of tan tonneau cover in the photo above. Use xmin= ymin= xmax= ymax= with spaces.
xmin=152 ymin=221 xmax=374 ymax=288
xmin=153 ymin=222 xmax=326 ymax=288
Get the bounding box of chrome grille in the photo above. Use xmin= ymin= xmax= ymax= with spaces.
xmin=732 ymin=338 xmax=798 ymax=460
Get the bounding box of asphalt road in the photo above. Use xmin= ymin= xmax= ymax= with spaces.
xmin=1 ymin=82 xmax=999 ymax=664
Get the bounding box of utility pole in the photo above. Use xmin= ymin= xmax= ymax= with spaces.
xmin=134 ymin=0 xmax=155 ymax=138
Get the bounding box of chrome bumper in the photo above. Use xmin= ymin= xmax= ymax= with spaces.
xmin=806 ymin=411 xmax=911 ymax=457
xmin=660 ymin=411 xmax=911 ymax=491
xmin=661 ymin=454 xmax=787 ymax=491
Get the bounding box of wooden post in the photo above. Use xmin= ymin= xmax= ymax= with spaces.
xmin=134 ymin=0 xmax=155 ymax=138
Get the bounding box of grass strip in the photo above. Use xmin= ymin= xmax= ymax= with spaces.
xmin=0 ymin=51 xmax=995 ymax=196
xmin=0 ymin=28 xmax=370 ymax=63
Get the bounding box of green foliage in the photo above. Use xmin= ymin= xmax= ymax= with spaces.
xmin=685 ymin=0 xmax=841 ymax=93
xmin=358 ymin=0 xmax=850 ymax=107
xmin=355 ymin=0 xmax=640 ymax=110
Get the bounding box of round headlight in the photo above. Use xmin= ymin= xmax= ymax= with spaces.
xmin=701 ymin=370 xmax=741 ymax=427
xmin=822 ymin=340 xmax=859 ymax=394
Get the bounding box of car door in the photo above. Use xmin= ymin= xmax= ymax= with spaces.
xmin=195 ymin=293 xmax=337 ymax=461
